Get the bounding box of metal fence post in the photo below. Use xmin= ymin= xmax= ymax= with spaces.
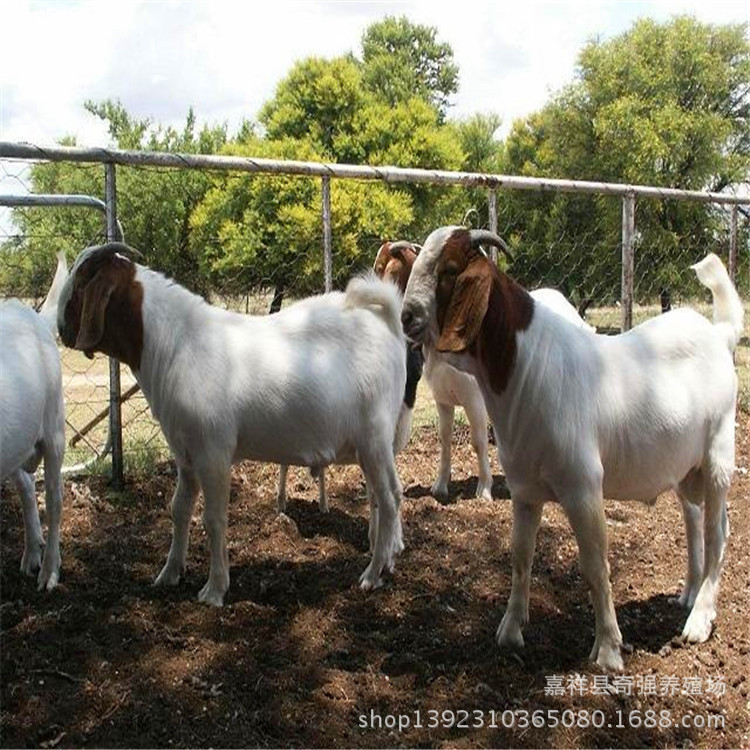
xmin=621 ymin=192 xmax=635 ymax=332
xmin=322 ymin=176 xmax=332 ymax=293
xmin=105 ymin=163 xmax=124 ymax=489
xmin=488 ymin=189 xmax=498 ymax=264
xmin=729 ymin=204 xmax=738 ymax=285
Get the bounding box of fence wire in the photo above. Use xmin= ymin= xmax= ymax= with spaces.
xmin=1 ymin=152 xmax=747 ymax=478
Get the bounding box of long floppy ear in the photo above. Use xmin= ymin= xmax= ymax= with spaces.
xmin=436 ymin=259 xmax=493 ymax=352
xmin=74 ymin=268 xmax=117 ymax=352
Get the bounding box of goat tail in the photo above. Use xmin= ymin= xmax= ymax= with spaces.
xmin=39 ymin=252 xmax=69 ymax=335
xmin=691 ymin=253 xmax=744 ymax=352
xmin=343 ymin=272 xmax=404 ymax=339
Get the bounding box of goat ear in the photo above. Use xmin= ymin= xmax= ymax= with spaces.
xmin=74 ymin=269 xmax=117 ymax=352
xmin=436 ymin=259 xmax=492 ymax=353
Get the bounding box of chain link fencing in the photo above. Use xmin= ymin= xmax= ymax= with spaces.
xmin=1 ymin=144 xmax=747 ymax=482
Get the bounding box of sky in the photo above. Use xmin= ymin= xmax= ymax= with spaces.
xmin=1 ymin=0 xmax=748 ymax=149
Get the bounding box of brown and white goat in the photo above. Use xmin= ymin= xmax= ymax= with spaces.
xmin=402 ymin=226 xmax=742 ymax=671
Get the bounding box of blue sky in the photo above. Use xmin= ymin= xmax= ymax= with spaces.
xmin=1 ymin=0 xmax=748 ymax=147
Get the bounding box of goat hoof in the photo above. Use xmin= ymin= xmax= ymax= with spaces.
xmin=477 ymin=483 xmax=493 ymax=502
xmin=359 ymin=564 xmax=383 ymax=591
xmin=197 ymin=582 xmax=226 ymax=607
xmin=154 ymin=563 xmax=182 ymax=587
xmin=20 ymin=544 xmax=43 ymax=577
xmin=681 ymin=609 xmax=715 ymax=643
xmin=496 ymin=617 xmax=525 ymax=649
xmin=430 ymin=481 xmax=449 ymax=500
xmin=594 ymin=643 xmax=625 ymax=673
xmin=359 ymin=576 xmax=382 ymax=592
xmin=37 ymin=567 xmax=59 ymax=592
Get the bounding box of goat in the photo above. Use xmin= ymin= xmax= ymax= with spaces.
xmin=276 ymin=241 xmax=423 ymax=515
xmin=376 ymin=240 xmax=593 ymax=503
xmin=1 ymin=253 xmax=67 ymax=590
xmin=401 ymin=226 xmax=743 ymax=671
xmin=58 ymin=243 xmax=407 ymax=603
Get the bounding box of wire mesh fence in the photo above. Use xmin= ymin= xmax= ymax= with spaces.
xmin=1 ymin=143 xmax=747 ymax=482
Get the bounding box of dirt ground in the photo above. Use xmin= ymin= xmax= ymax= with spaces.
xmin=1 ymin=412 xmax=749 ymax=749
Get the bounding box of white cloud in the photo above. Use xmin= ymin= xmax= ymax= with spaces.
xmin=0 ymin=0 xmax=747 ymax=147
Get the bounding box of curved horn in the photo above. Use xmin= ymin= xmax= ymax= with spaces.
xmin=462 ymin=208 xmax=479 ymax=228
xmin=387 ymin=240 xmax=418 ymax=254
xmin=469 ymin=230 xmax=513 ymax=261
xmin=69 ymin=242 xmax=143 ymax=278
xmin=94 ymin=242 xmax=142 ymax=260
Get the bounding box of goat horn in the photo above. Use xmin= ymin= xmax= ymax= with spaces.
xmin=469 ymin=230 xmax=513 ymax=261
xmin=96 ymin=242 xmax=143 ymax=260
xmin=387 ymin=240 xmax=418 ymax=254
xmin=70 ymin=242 xmax=143 ymax=277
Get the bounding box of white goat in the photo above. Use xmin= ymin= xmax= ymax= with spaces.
xmin=375 ymin=240 xmax=593 ymax=503
xmin=402 ymin=226 xmax=743 ymax=671
xmin=276 ymin=342 xmax=419 ymax=529
xmin=276 ymin=242 xmax=423 ymax=515
xmin=1 ymin=253 xmax=67 ymax=590
xmin=58 ymin=243 xmax=407 ymax=603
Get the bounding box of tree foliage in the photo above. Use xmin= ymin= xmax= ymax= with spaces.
xmin=501 ymin=16 xmax=750 ymax=301
xmin=190 ymin=138 xmax=413 ymax=298
xmin=259 ymin=56 xmax=366 ymax=155
xmin=3 ymin=16 xmax=746 ymax=304
xmin=2 ymin=101 xmax=230 ymax=297
xmin=361 ymin=16 xmax=459 ymax=120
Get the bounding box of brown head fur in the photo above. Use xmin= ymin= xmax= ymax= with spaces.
xmin=373 ymin=242 xmax=419 ymax=294
xmin=61 ymin=251 xmax=144 ymax=371
xmin=434 ymin=228 xmax=533 ymax=395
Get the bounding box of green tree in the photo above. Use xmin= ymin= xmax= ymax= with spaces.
xmin=441 ymin=113 xmax=504 ymax=232
xmin=190 ymin=138 xmax=413 ymax=302
xmin=0 ymin=135 xmax=106 ymax=299
xmin=361 ymin=16 xmax=459 ymax=120
xmin=453 ymin=113 xmax=503 ymax=174
xmin=2 ymin=101 xmax=230 ymax=297
xmin=502 ymin=16 xmax=750 ymax=303
xmin=256 ymin=52 xmax=464 ymax=243
xmin=259 ymin=56 xmax=365 ymax=155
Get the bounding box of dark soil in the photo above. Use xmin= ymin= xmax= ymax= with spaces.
xmin=2 ymin=413 xmax=749 ymax=749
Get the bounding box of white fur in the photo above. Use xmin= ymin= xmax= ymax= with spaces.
xmin=425 ymin=287 xmax=593 ymax=502
xmin=62 ymin=259 xmax=407 ymax=604
xmin=403 ymin=226 xmax=743 ymax=671
xmin=529 ymin=287 xmax=596 ymax=333
xmin=0 ymin=253 xmax=67 ymax=590
xmin=276 ymin=372 xmax=414 ymax=522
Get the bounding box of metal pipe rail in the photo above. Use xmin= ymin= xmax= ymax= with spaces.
xmin=0 ymin=193 xmax=125 ymax=240
xmin=0 ymin=191 xmax=122 ymax=477
xmin=2 ymin=142 xmax=748 ymax=205
xmin=2 ymin=141 xmax=746 ymax=483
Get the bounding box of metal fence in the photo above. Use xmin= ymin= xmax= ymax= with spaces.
xmin=1 ymin=141 xmax=748 ymax=487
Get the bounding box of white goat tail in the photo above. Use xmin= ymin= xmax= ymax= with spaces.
xmin=344 ymin=273 xmax=404 ymax=339
xmin=39 ymin=252 xmax=69 ymax=335
xmin=692 ymin=253 xmax=744 ymax=352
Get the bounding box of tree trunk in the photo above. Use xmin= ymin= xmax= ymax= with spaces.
xmin=269 ymin=285 xmax=285 ymax=314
